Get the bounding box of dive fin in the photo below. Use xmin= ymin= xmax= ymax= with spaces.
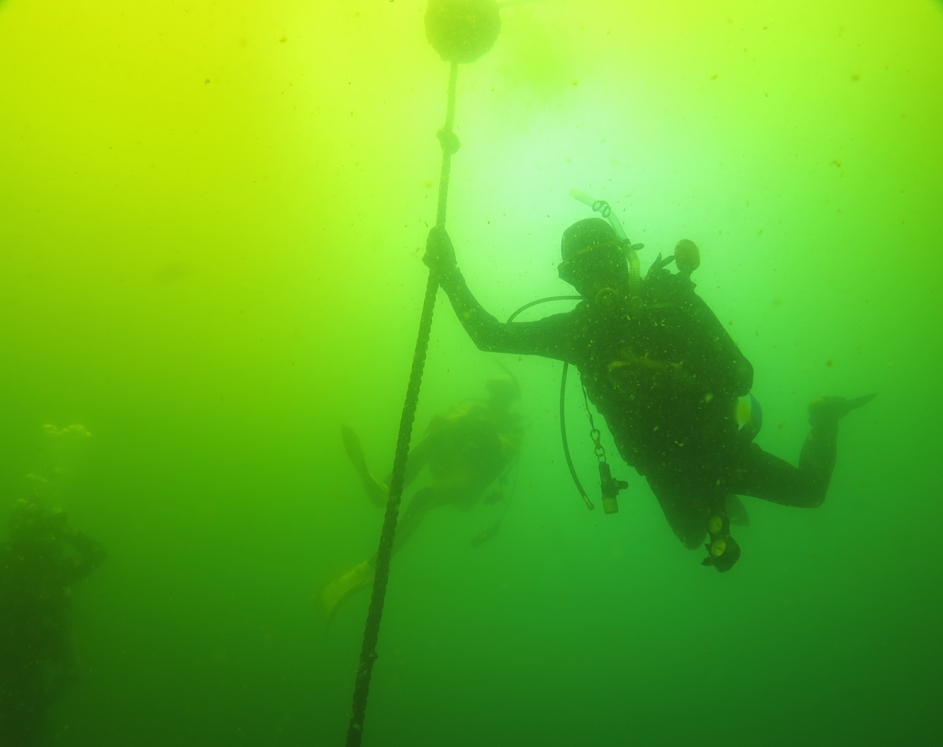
xmin=808 ymin=393 xmax=877 ymax=426
xmin=319 ymin=560 xmax=375 ymax=628
xmin=341 ymin=425 xmax=387 ymax=507
xmin=470 ymin=521 xmax=501 ymax=548
xmin=846 ymin=392 xmax=878 ymax=412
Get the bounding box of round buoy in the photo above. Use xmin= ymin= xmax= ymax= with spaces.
xmin=425 ymin=0 xmax=501 ymax=64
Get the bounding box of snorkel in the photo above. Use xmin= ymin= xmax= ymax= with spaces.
xmin=570 ymin=189 xmax=644 ymax=310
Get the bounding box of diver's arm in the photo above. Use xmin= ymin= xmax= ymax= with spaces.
xmin=426 ymin=228 xmax=574 ymax=361
xmin=439 ymin=269 xmax=573 ymax=358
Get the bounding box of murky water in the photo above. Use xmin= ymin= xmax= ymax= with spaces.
xmin=1 ymin=1 xmax=941 ymax=745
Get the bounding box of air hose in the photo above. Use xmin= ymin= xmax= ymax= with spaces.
xmin=506 ymin=297 xmax=627 ymax=513
xmin=506 ymin=297 xmax=594 ymax=508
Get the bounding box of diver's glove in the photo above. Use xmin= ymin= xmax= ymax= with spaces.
xmin=423 ymin=226 xmax=459 ymax=275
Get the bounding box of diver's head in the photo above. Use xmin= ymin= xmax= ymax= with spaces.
xmin=557 ymin=218 xmax=630 ymax=304
xmin=486 ymin=374 xmax=520 ymax=411
xmin=674 ymin=239 xmax=700 ymax=277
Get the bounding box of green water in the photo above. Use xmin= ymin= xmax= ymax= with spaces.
xmin=1 ymin=1 xmax=941 ymax=745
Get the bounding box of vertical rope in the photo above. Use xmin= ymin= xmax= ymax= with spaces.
xmin=436 ymin=63 xmax=459 ymax=228
xmin=344 ymin=61 xmax=459 ymax=747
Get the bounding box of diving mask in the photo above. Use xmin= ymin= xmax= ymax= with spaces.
xmin=557 ymin=240 xmax=630 ymax=293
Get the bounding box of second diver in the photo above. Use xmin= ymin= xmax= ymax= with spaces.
xmin=320 ymin=375 xmax=524 ymax=622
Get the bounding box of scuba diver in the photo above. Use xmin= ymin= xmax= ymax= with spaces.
xmin=423 ymin=216 xmax=874 ymax=572
xmin=320 ymin=375 xmax=524 ymax=622
xmin=0 ymin=497 xmax=106 ymax=746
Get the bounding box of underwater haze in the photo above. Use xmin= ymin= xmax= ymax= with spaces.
xmin=1 ymin=0 xmax=942 ymax=745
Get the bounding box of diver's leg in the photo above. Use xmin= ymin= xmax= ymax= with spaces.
xmin=341 ymin=425 xmax=387 ymax=507
xmin=399 ymin=437 xmax=433 ymax=490
xmin=390 ymin=486 xmax=449 ymax=554
xmin=732 ymin=394 xmax=875 ymax=507
xmin=375 ymin=438 xmax=434 ymax=501
xmin=645 ymin=460 xmax=742 ymax=571
xmin=319 ymin=479 xmax=444 ymax=625
xmin=732 ymin=438 xmax=831 ymax=507
xmin=735 ymin=411 xmax=842 ymax=507
xmin=645 ymin=468 xmax=717 ymax=550
xmin=393 ymin=458 xmax=423 ymax=494
xmin=318 ymin=486 xmax=439 ymax=624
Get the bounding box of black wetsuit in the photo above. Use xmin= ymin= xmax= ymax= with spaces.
xmin=438 ymin=263 xmax=837 ymax=551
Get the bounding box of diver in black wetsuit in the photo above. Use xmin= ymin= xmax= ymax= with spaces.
xmin=424 ymin=218 xmax=874 ymax=571
xmin=0 ymin=498 xmax=106 ymax=746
